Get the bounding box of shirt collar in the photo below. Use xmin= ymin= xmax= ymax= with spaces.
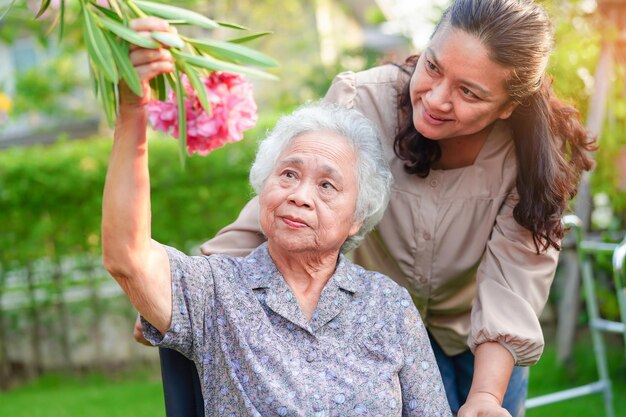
xmin=243 ymin=243 xmax=362 ymax=294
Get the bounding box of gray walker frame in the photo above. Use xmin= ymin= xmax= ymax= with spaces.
xmin=525 ymin=214 xmax=626 ymax=416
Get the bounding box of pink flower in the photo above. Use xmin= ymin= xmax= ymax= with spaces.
xmin=147 ymin=71 xmax=257 ymax=156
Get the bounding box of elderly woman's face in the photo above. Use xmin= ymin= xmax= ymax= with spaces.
xmin=259 ymin=131 xmax=361 ymax=254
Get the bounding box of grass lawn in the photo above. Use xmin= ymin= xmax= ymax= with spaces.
xmin=0 ymin=367 xmax=165 ymax=417
xmin=0 ymin=334 xmax=623 ymax=416
xmin=527 ymin=333 xmax=626 ymax=417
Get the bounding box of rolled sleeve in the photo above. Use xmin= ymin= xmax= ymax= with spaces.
xmin=469 ymin=190 xmax=559 ymax=366
xmin=142 ymin=246 xmax=215 ymax=362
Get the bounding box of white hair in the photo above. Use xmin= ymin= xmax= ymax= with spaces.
xmin=249 ymin=102 xmax=393 ymax=252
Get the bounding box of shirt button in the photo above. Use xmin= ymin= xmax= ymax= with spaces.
xmin=306 ymin=350 xmax=317 ymax=363
xmin=430 ymin=179 xmax=438 ymax=187
xmin=423 ymin=232 xmax=432 ymax=240
xmin=417 ymin=275 xmax=427 ymax=284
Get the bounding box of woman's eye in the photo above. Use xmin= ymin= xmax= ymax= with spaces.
xmin=282 ymin=170 xmax=296 ymax=179
xmin=321 ymin=181 xmax=335 ymax=190
xmin=461 ymin=87 xmax=478 ymax=99
xmin=426 ymin=60 xmax=437 ymax=72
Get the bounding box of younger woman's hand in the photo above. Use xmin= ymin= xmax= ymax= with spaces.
xmin=458 ymin=392 xmax=512 ymax=417
xmin=133 ymin=313 xmax=152 ymax=346
xmin=119 ymin=17 xmax=175 ymax=109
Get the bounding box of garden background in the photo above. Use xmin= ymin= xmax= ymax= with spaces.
xmin=0 ymin=0 xmax=625 ymax=416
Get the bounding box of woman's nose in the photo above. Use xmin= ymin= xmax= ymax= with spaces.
xmin=288 ymin=183 xmax=314 ymax=208
xmin=427 ymin=82 xmax=453 ymax=113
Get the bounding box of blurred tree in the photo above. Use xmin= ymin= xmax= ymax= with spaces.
xmin=543 ymin=0 xmax=626 ymax=227
xmin=540 ymin=0 xmax=626 ymax=364
xmin=12 ymin=55 xmax=90 ymax=117
xmin=589 ymin=0 xmax=626 ymax=222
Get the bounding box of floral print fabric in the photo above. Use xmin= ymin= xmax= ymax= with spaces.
xmin=142 ymin=243 xmax=452 ymax=417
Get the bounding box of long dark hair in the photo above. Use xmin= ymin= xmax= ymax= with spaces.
xmin=393 ymin=0 xmax=596 ymax=253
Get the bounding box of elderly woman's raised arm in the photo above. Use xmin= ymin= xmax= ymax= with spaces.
xmin=101 ymin=18 xmax=175 ymax=334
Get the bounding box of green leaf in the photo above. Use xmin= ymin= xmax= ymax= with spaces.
xmin=89 ymin=62 xmax=99 ymax=97
xmin=186 ymin=38 xmax=278 ymax=67
xmin=46 ymin=8 xmax=61 ymax=38
xmin=82 ymin=5 xmax=118 ymax=83
xmin=171 ymin=68 xmax=187 ymax=168
xmin=107 ymin=0 xmax=125 ymax=19
xmin=151 ymin=31 xmax=185 ymax=49
xmin=133 ymin=0 xmax=218 ymax=30
xmin=35 ymin=0 xmax=52 ymax=19
xmin=105 ymin=32 xmax=143 ymax=97
xmin=181 ymin=62 xmax=211 ymax=115
xmin=227 ymin=32 xmax=273 ymax=44
xmin=149 ymin=74 xmax=166 ymax=101
xmin=177 ymin=52 xmax=278 ymax=80
xmin=217 ymin=21 xmax=248 ymax=30
xmin=95 ymin=67 xmax=117 ymax=127
xmin=126 ymin=0 xmax=147 ymax=18
xmin=96 ymin=14 xmax=160 ymax=49
xmin=94 ymin=4 xmax=124 ymax=21
xmin=58 ymin=0 xmax=65 ymax=41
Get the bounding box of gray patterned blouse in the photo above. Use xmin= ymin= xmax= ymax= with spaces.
xmin=142 ymin=243 xmax=452 ymax=417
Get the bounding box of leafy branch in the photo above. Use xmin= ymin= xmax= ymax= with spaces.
xmin=8 ymin=0 xmax=278 ymax=161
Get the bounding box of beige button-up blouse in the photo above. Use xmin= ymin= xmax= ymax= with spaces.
xmin=200 ymin=64 xmax=559 ymax=366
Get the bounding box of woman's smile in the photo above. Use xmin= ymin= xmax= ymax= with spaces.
xmin=421 ymin=103 xmax=454 ymax=126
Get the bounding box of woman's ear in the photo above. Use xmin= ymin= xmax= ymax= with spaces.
xmin=348 ymin=219 xmax=362 ymax=238
xmin=498 ymin=100 xmax=519 ymax=120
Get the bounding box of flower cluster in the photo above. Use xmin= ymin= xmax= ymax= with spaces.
xmin=146 ymin=72 xmax=257 ymax=156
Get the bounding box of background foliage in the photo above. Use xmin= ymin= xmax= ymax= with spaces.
xmin=545 ymin=0 xmax=626 ymax=224
xmin=0 ymin=115 xmax=283 ymax=269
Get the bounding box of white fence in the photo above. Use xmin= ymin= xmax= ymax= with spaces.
xmin=0 ymin=255 xmax=158 ymax=385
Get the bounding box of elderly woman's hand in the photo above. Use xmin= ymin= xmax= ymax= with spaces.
xmin=120 ymin=17 xmax=175 ymax=109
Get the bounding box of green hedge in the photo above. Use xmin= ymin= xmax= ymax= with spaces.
xmin=0 ymin=114 xmax=281 ymax=267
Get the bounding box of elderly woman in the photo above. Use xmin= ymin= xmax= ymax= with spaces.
xmin=102 ymin=21 xmax=451 ymax=416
